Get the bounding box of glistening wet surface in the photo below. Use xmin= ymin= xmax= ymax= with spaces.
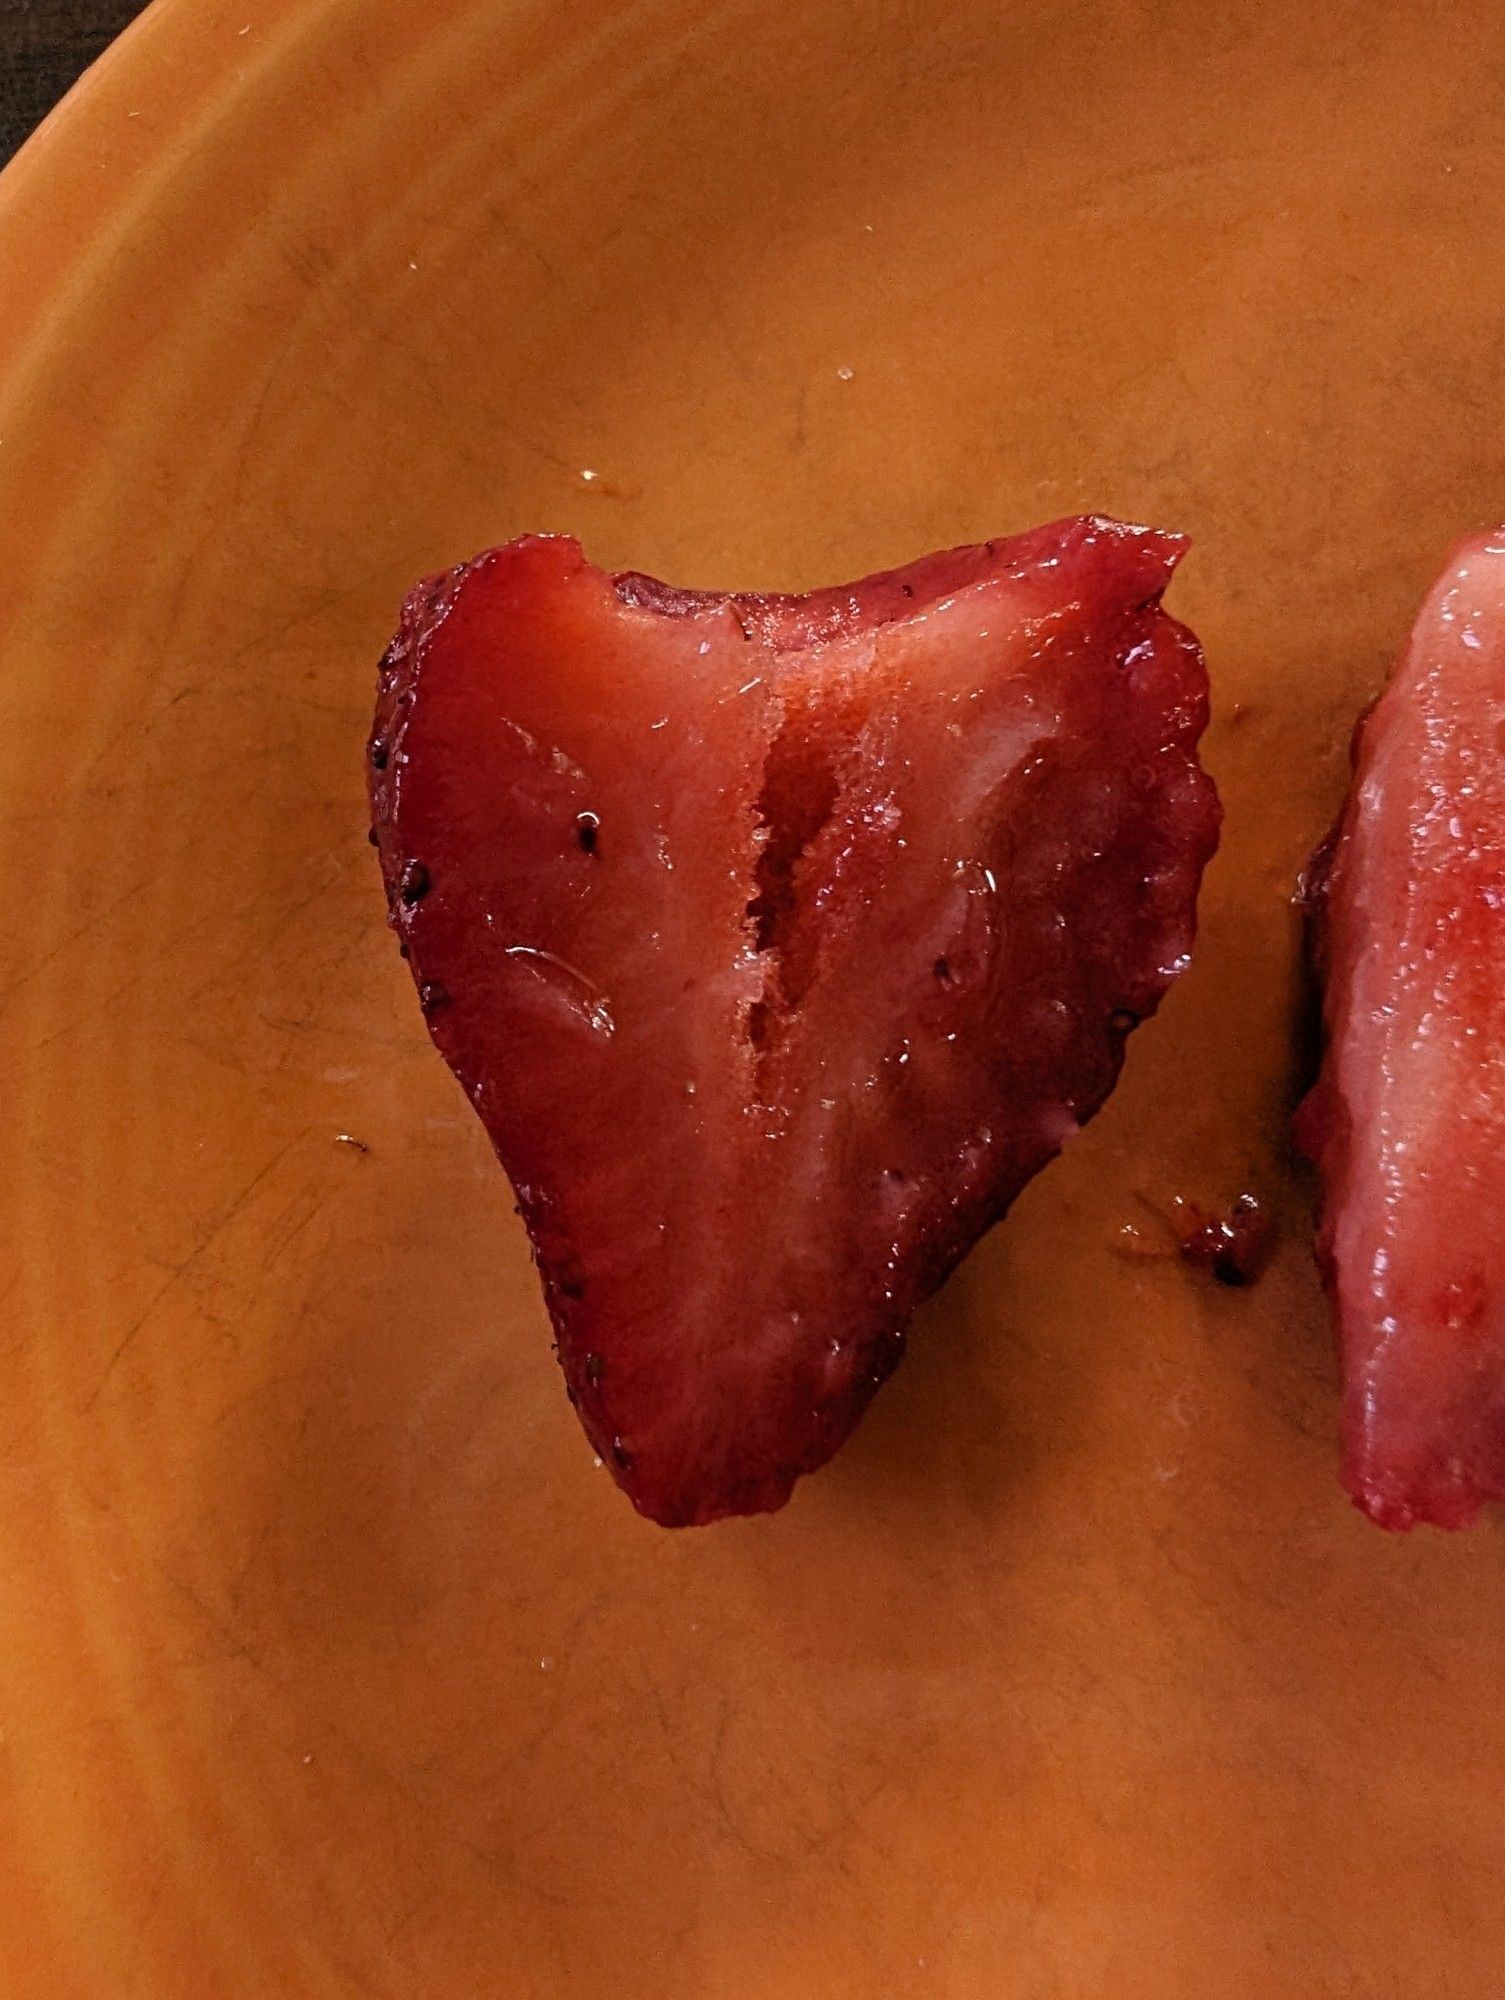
xmin=5 ymin=0 xmax=1505 ymax=1991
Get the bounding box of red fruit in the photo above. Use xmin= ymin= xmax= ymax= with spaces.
xmin=370 ymin=519 xmax=1219 ymax=1525
xmin=1176 ymin=1193 xmax=1274 ymax=1288
xmin=1298 ymin=527 xmax=1505 ymax=1530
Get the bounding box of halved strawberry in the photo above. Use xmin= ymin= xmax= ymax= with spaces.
xmin=370 ymin=519 xmax=1219 ymax=1525
xmin=1299 ymin=527 xmax=1505 ymax=1530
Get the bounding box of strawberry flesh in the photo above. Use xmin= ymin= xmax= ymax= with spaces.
xmin=370 ymin=519 xmax=1219 ymax=1525
xmin=1299 ymin=527 xmax=1505 ymax=1530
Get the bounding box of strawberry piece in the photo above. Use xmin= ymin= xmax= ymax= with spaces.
xmin=1299 ymin=528 xmax=1505 ymax=1530
xmin=370 ymin=519 xmax=1219 ymax=1525
xmin=1177 ymin=1193 xmax=1274 ymax=1288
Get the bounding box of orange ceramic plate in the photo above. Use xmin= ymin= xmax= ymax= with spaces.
xmin=4 ymin=2 xmax=1505 ymax=1993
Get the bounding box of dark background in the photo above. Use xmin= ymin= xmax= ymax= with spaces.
xmin=1 ymin=0 xmax=147 ymax=163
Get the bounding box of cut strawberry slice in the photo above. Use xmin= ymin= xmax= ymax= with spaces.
xmin=1299 ymin=527 xmax=1505 ymax=1530
xmin=370 ymin=519 xmax=1219 ymax=1525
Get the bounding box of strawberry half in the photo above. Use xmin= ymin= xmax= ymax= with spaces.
xmin=1299 ymin=527 xmax=1505 ymax=1530
xmin=370 ymin=519 xmax=1219 ymax=1525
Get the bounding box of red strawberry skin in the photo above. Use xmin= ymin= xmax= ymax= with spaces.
xmin=1299 ymin=528 xmax=1505 ymax=1530
xmin=370 ymin=519 xmax=1219 ymax=1525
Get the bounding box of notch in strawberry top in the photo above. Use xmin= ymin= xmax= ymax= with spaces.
xmin=370 ymin=518 xmax=1220 ymax=1525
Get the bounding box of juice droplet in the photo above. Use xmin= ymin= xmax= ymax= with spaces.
xmin=502 ymin=945 xmax=615 ymax=1037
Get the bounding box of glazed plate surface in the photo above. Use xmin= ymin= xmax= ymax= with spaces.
xmin=3 ymin=1 xmax=1505 ymax=1991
